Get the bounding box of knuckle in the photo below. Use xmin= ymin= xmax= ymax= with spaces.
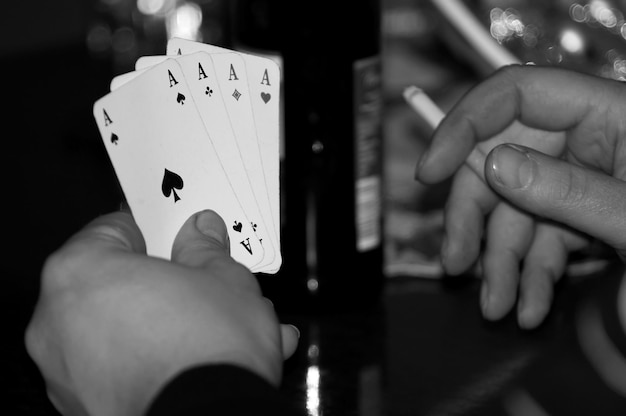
xmin=39 ymin=239 xmax=100 ymax=294
xmin=550 ymin=165 xmax=589 ymax=206
xmin=492 ymin=64 xmax=527 ymax=93
xmin=39 ymin=247 xmax=79 ymax=292
xmin=496 ymin=63 xmax=524 ymax=79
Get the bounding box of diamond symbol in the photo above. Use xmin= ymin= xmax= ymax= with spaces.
xmin=232 ymin=89 xmax=242 ymax=101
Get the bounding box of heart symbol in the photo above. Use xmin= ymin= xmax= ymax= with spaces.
xmin=110 ymin=133 xmax=119 ymax=145
xmin=260 ymin=92 xmax=271 ymax=104
xmin=176 ymin=92 xmax=186 ymax=105
xmin=233 ymin=221 xmax=243 ymax=232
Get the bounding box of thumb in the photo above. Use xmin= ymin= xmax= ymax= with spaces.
xmin=171 ymin=210 xmax=232 ymax=268
xmin=485 ymin=144 xmax=626 ymax=255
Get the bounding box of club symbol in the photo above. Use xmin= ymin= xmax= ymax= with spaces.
xmin=205 ymin=86 xmax=213 ymax=96
xmin=260 ymin=92 xmax=271 ymax=103
xmin=232 ymin=89 xmax=242 ymax=101
xmin=161 ymin=168 xmax=184 ymax=202
xmin=251 ymin=222 xmax=257 ymax=232
xmin=110 ymin=133 xmax=119 ymax=145
xmin=176 ymin=92 xmax=186 ymax=105
xmin=233 ymin=221 xmax=243 ymax=232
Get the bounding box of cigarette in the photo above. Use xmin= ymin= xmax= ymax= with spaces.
xmin=403 ymin=85 xmax=485 ymax=180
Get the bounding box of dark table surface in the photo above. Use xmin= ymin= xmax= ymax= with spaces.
xmin=277 ymin=266 xmax=626 ymax=416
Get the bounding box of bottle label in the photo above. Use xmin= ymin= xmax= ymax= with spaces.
xmin=353 ymin=56 xmax=382 ymax=252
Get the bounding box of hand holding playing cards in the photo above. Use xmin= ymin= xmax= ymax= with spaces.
xmin=25 ymin=210 xmax=299 ymax=416
xmin=415 ymin=65 xmax=626 ymax=329
xmin=95 ymin=39 xmax=283 ymax=274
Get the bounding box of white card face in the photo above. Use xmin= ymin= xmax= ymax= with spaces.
xmin=166 ymin=38 xmax=280 ymax=217
xmin=93 ymin=59 xmax=264 ymax=269
xmin=132 ymin=53 xmax=280 ymax=273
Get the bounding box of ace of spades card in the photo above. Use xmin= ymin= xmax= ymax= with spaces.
xmin=93 ymin=58 xmax=266 ymax=270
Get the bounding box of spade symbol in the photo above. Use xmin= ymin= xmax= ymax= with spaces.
xmin=176 ymin=92 xmax=186 ymax=105
xmin=260 ymin=92 xmax=271 ymax=103
xmin=233 ymin=221 xmax=243 ymax=232
xmin=110 ymin=133 xmax=119 ymax=145
xmin=161 ymin=168 xmax=183 ymax=202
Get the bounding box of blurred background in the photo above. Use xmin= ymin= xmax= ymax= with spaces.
xmin=4 ymin=0 xmax=626 ymax=414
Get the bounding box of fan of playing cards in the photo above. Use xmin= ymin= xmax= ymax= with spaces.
xmin=92 ymin=38 xmax=281 ymax=274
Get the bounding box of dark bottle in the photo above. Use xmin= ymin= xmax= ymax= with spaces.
xmin=230 ymin=0 xmax=384 ymax=313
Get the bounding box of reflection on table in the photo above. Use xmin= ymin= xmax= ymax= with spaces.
xmin=277 ymin=263 xmax=625 ymax=416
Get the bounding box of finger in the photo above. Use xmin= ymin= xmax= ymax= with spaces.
xmin=65 ymin=210 xmax=146 ymax=254
xmin=517 ymin=223 xmax=588 ymax=329
xmin=172 ymin=209 xmax=231 ymax=266
xmin=486 ymin=144 xmax=626 ymax=256
xmin=172 ymin=210 xmax=260 ymax=291
xmin=417 ymin=65 xmax=625 ymax=183
xmin=280 ymin=324 xmax=300 ymax=360
xmin=481 ymin=202 xmax=534 ymax=321
xmin=443 ymin=165 xmax=499 ymax=275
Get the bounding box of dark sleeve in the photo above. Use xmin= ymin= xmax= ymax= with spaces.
xmin=146 ymin=364 xmax=303 ymax=416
